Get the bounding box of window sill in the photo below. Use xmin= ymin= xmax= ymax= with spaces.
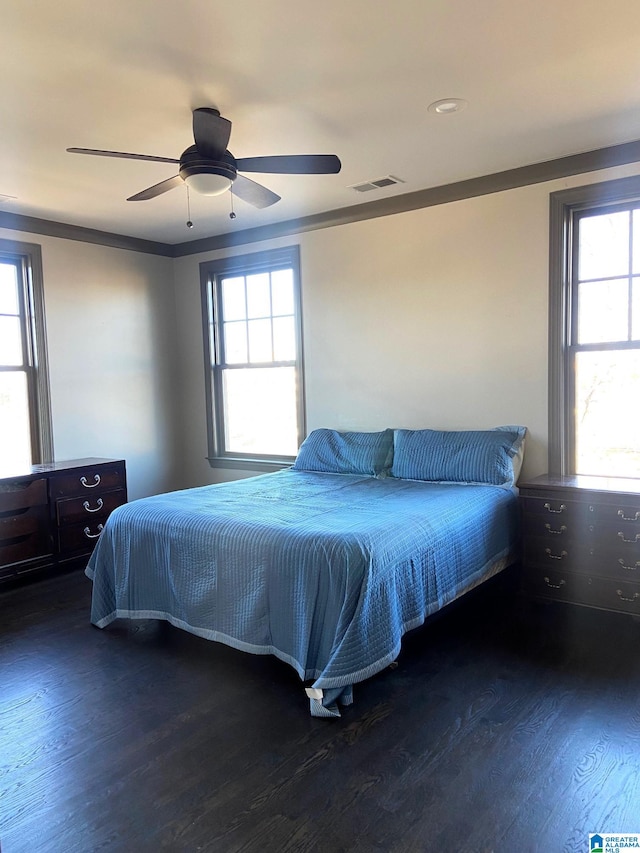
xmin=207 ymin=456 xmax=294 ymax=473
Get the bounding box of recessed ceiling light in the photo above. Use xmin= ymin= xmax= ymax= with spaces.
xmin=428 ymin=98 xmax=468 ymax=115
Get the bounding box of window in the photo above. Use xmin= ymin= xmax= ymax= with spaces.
xmin=549 ymin=176 xmax=640 ymax=478
xmin=201 ymin=246 xmax=305 ymax=469
xmin=0 ymin=239 xmax=52 ymax=470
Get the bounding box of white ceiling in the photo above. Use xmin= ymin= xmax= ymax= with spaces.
xmin=3 ymin=0 xmax=640 ymax=246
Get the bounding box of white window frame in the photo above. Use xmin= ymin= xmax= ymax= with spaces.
xmin=200 ymin=245 xmax=305 ymax=470
xmin=0 ymin=238 xmax=53 ymax=466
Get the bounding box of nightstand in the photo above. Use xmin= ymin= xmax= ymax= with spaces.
xmin=520 ymin=473 xmax=640 ymax=615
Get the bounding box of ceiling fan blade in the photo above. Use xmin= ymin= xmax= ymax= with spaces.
xmin=235 ymin=154 xmax=341 ymax=174
xmin=231 ymin=175 xmax=281 ymax=209
xmin=192 ymin=108 xmax=232 ymax=160
xmin=127 ymin=175 xmax=184 ymax=201
xmin=67 ymin=147 xmax=179 ymax=164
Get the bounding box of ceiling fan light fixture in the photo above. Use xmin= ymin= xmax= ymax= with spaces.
xmin=183 ymin=172 xmax=233 ymax=196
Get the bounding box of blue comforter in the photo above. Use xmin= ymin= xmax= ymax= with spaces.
xmin=86 ymin=470 xmax=518 ymax=716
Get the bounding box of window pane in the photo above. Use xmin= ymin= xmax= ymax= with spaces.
xmin=223 ymin=320 xmax=248 ymax=364
xmin=221 ymin=276 xmax=246 ymax=321
xmin=579 ymin=211 xmax=629 ymax=280
xmin=574 ymin=349 xmax=640 ymax=477
xmin=577 ymin=278 xmax=629 ymax=344
xmin=0 ymin=316 xmax=24 ymax=365
xmin=633 ymin=279 xmax=640 ymax=341
xmin=0 ymin=262 xmax=19 ymax=314
xmin=0 ymin=371 xmax=32 ymax=468
xmin=248 ymin=318 xmax=273 ymax=363
xmin=222 ymin=367 xmax=298 ymax=456
xmin=246 ymin=273 xmax=271 ymax=319
xmin=273 ymin=316 xmax=296 ymax=361
xmin=271 ymin=268 xmax=294 ymax=316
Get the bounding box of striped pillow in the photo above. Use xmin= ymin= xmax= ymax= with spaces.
xmin=390 ymin=426 xmax=526 ymax=487
xmin=292 ymin=429 xmax=394 ymax=476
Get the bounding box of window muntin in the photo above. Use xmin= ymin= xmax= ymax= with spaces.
xmin=201 ymin=247 xmax=304 ymax=468
xmin=0 ymin=242 xmax=52 ymax=470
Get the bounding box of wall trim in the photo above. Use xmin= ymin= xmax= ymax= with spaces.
xmin=0 ymin=211 xmax=173 ymax=257
xmin=3 ymin=138 xmax=640 ymax=258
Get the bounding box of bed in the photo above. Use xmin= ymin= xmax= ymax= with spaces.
xmin=86 ymin=426 xmax=525 ymax=717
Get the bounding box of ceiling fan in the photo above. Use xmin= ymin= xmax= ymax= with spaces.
xmin=67 ymin=107 xmax=342 ymax=209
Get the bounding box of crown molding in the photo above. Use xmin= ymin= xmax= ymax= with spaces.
xmin=3 ymin=138 xmax=640 ymax=258
xmin=0 ymin=211 xmax=173 ymax=256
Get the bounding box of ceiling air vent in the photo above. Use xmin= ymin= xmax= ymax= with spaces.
xmin=349 ymin=175 xmax=405 ymax=193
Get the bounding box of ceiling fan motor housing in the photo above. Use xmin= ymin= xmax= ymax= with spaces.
xmin=179 ymin=145 xmax=237 ymax=187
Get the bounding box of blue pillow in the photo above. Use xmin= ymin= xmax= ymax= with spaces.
xmin=292 ymin=428 xmax=394 ymax=476
xmin=390 ymin=426 xmax=526 ymax=486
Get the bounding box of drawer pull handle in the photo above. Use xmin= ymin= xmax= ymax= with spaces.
xmin=80 ymin=474 xmax=101 ymax=489
xmin=618 ymin=558 xmax=640 ymax=572
xmin=545 ymin=548 xmax=568 ymax=560
xmin=544 ymin=503 xmax=566 ymax=514
xmin=83 ymin=498 xmax=104 ymax=513
xmin=83 ymin=524 xmax=104 ymax=540
xmin=618 ymin=509 xmax=640 ymax=522
xmin=544 ymin=577 xmax=566 ymax=589
xmin=617 ymin=531 xmax=640 ymax=544
xmin=616 ymin=589 xmax=640 ymax=603
xmin=544 ymin=523 xmax=567 ymax=535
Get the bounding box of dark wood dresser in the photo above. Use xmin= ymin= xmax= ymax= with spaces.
xmin=520 ymin=473 xmax=640 ymax=616
xmin=0 ymin=458 xmax=127 ymax=585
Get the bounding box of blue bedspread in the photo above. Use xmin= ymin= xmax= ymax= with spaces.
xmin=86 ymin=470 xmax=518 ymax=716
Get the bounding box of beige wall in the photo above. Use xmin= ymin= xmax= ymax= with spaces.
xmin=172 ymin=161 xmax=640 ymax=488
xmin=5 ymin=160 xmax=640 ymax=499
xmin=0 ymin=229 xmax=178 ymax=500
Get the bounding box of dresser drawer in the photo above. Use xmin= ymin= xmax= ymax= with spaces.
xmin=521 ymin=496 xmax=589 ymax=524
xmin=55 ymin=489 xmax=126 ymax=526
xmin=587 ymin=502 xmax=640 ymax=526
xmin=522 ymin=514 xmax=575 ymax=540
xmin=523 ymin=535 xmax=587 ymax=571
xmin=49 ymin=463 xmax=125 ymax=499
xmin=58 ymin=521 xmax=106 ymax=556
xmin=589 ymin=523 xmax=640 ymax=550
xmin=0 ymin=506 xmax=51 ymax=567
xmin=0 ymin=478 xmax=47 ymax=513
xmin=585 ymin=541 xmax=640 ymax=579
xmin=522 ymin=568 xmax=640 ymax=615
xmin=525 ymin=533 xmax=640 ymax=575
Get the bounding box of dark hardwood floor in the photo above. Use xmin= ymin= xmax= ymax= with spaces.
xmin=1 ymin=567 xmax=639 ymax=853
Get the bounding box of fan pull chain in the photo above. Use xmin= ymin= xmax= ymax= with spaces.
xmin=186 ymin=186 xmax=194 ymax=229
xmin=229 ymin=190 xmax=237 ymax=220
